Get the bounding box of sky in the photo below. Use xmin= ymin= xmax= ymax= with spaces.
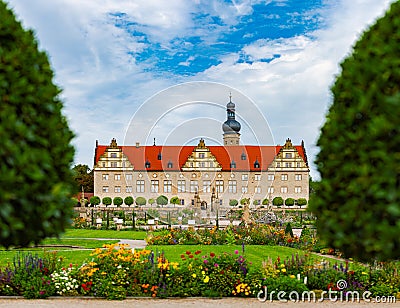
xmin=5 ymin=0 xmax=395 ymax=179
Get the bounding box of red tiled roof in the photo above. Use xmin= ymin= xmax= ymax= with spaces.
xmin=94 ymin=144 xmax=307 ymax=171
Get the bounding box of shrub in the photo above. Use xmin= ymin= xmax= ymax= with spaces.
xmin=285 ymin=198 xmax=295 ymax=207
xmin=124 ymin=196 xmax=134 ymax=206
xmin=262 ymin=198 xmax=269 ymax=205
xmin=0 ymin=2 xmax=75 ymax=247
xmin=170 ymin=196 xmax=180 ymax=205
xmin=90 ymin=196 xmax=101 ymax=207
xmin=310 ymin=1 xmax=400 ymax=261
xmin=113 ymin=197 xmax=123 ymax=207
xmin=272 ymin=197 xmax=283 ymax=207
xmin=156 ymin=195 xmax=168 ymax=206
xmin=297 ymin=198 xmax=307 ymax=208
xmin=229 ymin=199 xmax=238 ymax=206
xmin=102 ymin=197 xmax=112 ymax=207
xmin=136 ymin=197 xmax=146 ymax=206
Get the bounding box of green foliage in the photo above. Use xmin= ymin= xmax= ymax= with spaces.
xmin=148 ymin=198 xmax=155 ymax=205
xmin=253 ymin=199 xmax=260 ymax=205
xmin=156 ymin=195 xmax=168 ymax=206
xmin=310 ymin=1 xmax=400 ymax=262
xmin=229 ymin=199 xmax=238 ymax=206
xmin=124 ymin=196 xmax=134 ymax=206
xmin=285 ymin=222 xmax=294 ymax=237
xmin=272 ymin=197 xmax=283 ymax=207
xmin=285 ymin=198 xmax=295 ymax=207
xmin=102 ymin=197 xmax=112 ymax=207
xmin=297 ymin=198 xmax=307 ymax=207
xmin=170 ymin=196 xmax=180 ymax=205
xmin=72 ymin=164 xmax=93 ymax=193
xmin=0 ymin=2 xmax=75 ymax=247
xmin=90 ymin=196 xmax=101 ymax=206
xmin=240 ymin=198 xmax=249 ymax=205
xmin=136 ymin=197 xmax=146 ymax=206
xmin=262 ymin=198 xmax=269 ymax=205
xmin=113 ymin=197 xmax=123 ymax=207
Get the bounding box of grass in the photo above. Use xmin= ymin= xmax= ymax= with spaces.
xmin=61 ymin=229 xmax=148 ymax=240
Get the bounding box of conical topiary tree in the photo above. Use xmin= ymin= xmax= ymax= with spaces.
xmin=310 ymin=1 xmax=400 ymax=262
xmin=0 ymin=2 xmax=75 ymax=247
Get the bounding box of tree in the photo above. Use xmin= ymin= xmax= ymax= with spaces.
xmin=272 ymin=197 xmax=283 ymax=207
xmin=285 ymin=222 xmax=294 ymax=237
xmin=310 ymin=1 xmax=400 ymax=262
xmin=72 ymin=164 xmax=94 ymax=193
xmin=148 ymin=198 xmax=155 ymax=206
xmin=90 ymin=196 xmax=101 ymax=207
xmin=170 ymin=196 xmax=180 ymax=206
xmin=124 ymin=196 xmax=134 ymax=207
xmin=285 ymin=198 xmax=295 ymax=207
xmin=113 ymin=197 xmax=123 ymax=207
xmin=262 ymin=198 xmax=269 ymax=206
xmin=229 ymin=199 xmax=238 ymax=206
xmin=102 ymin=197 xmax=112 ymax=207
xmin=0 ymin=2 xmax=75 ymax=247
xmin=297 ymin=198 xmax=307 ymax=208
xmin=135 ymin=197 xmax=146 ymax=206
xmin=156 ymin=195 xmax=168 ymax=206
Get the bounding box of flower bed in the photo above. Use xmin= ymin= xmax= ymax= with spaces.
xmin=0 ymin=244 xmax=399 ymax=300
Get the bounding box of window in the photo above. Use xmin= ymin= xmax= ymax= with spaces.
xmin=199 ymin=162 xmax=205 ymax=168
xmin=199 ymin=153 xmax=205 ymax=159
xmin=242 ymin=174 xmax=248 ymax=181
xmin=228 ymin=180 xmax=237 ymax=193
xmin=102 ymin=174 xmax=109 ymax=180
xmin=203 ymin=180 xmax=211 ymax=193
xmin=216 ymin=180 xmax=224 ymax=193
xmin=157 ymin=152 xmax=162 ymax=160
xmin=114 ymin=186 xmax=121 ymax=193
xmin=295 ymin=174 xmax=302 ymax=181
xmin=267 ymin=174 xmax=275 ymax=181
xmin=126 ymin=173 xmax=132 ymax=181
xmin=163 ymin=180 xmax=172 ymax=193
xmin=297 ymin=162 xmax=301 ymax=168
xmin=126 ymin=186 xmax=133 ymax=193
xmin=285 ymin=162 xmax=292 ymax=168
xmin=276 ymin=162 xmax=280 ymax=168
xmin=254 ymin=160 xmax=260 ymax=168
xmin=255 ymin=186 xmax=261 ymax=194
xmin=115 ymin=174 xmax=121 ymax=181
xmin=230 ymin=161 xmax=236 ymax=168
xmin=151 ymin=180 xmax=159 ymax=193
xmin=295 ymin=186 xmax=302 ymax=193
xmin=111 ymin=162 xmax=118 ymax=168
xmin=167 ymin=161 xmax=173 ymax=168
xmin=102 ymin=162 xmax=106 ymax=167
xmin=285 ymin=153 xmax=292 ymax=158
xmin=180 ymin=199 xmax=185 ymax=205
xmin=136 ymin=180 xmax=144 ymax=193
xmin=145 ymin=160 xmax=151 ymax=168
xmin=190 ymin=180 xmax=198 ymax=193
xmin=255 ymin=174 xmax=261 ymax=181
xmin=241 ymin=152 xmax=247 ymax=160
xmin=110 ymin=153 xmax=117 ymax=158
xmin=102 ymin=186 xmax=109 ymax=193
xmin=268 ymin=186 xmax=274 ymax=194
xmin=241 ymin=186 xmax=248 ymax=193
xmin=281 ymin=174 xmax=288 ymax=181
xmin=178 ymin=180 xmax=186 ymax=193
xmin=281 ymin=186 xmax=288 ymax=193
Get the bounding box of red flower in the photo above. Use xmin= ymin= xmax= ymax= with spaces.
xmin=186 ymin=251 xmax=191 ymax=255
xmin=210 ymin=252 xmax=215 ymax=258
xmin=189 ymin=254 xmax=194 ymax=258
xmin=195 ymin=250 xmax=201 ymax=255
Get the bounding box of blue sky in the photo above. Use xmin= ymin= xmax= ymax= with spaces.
xmin=5 ymin=0 xmax=394 ymax=178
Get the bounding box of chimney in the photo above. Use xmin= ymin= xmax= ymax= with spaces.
xmin=135 ymin=142 xmax=140 ymax=148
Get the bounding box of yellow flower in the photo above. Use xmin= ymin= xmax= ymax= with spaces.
xmin=204 ymin=276 xmax=210 ymax=283
xmin=280 ymin=264 xmax=285 ymax=268
xmin=362 ymin=272 xmax=368 ymax=275
xmin=281 ymin=268 xmax=286 ymax=273
xmin=202 ymin=271 xmax=205 ymax=275
xmin=192 ymin=273 xmax=196 ymax=278
xmin=290 ymin=275 xmax=295 ymax=278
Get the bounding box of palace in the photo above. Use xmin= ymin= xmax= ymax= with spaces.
xmin=93 ymin=99 xmax=310 ymax=207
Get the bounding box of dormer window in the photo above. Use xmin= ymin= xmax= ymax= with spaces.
xmin=285 ymin=153 xmax=292 ymax=158
xmin=145 ymin=160 xmax=151 ymax=168
xmin=254 ymin=159 xmax=260 ymax=168
xmin=157 ymin=152 xmax=162 ymax=160
xmin=230 ymin=160 xmax=236 ymax=168
xmin=241 ymin=152 xmax=246 ymax=160
xmin=167 ymin=161 xmax=173 ymax=168
xmin=110 ymin=153 xmax=117 ymax=158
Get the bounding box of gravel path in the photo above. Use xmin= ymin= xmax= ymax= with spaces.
xmin=0 ymin=297 xmax=397 ymax=308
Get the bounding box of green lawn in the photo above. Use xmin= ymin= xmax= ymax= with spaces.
xmin=61 ymin=229 xmax=148 ymax=240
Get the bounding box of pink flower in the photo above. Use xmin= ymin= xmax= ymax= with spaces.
xmin=204 ymin=259 xmax=209 ymax=264
xmin=214 ymin=263 xmax=219 ymax=267
xmin=234 ymin=250 xmax=239 ymax=254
